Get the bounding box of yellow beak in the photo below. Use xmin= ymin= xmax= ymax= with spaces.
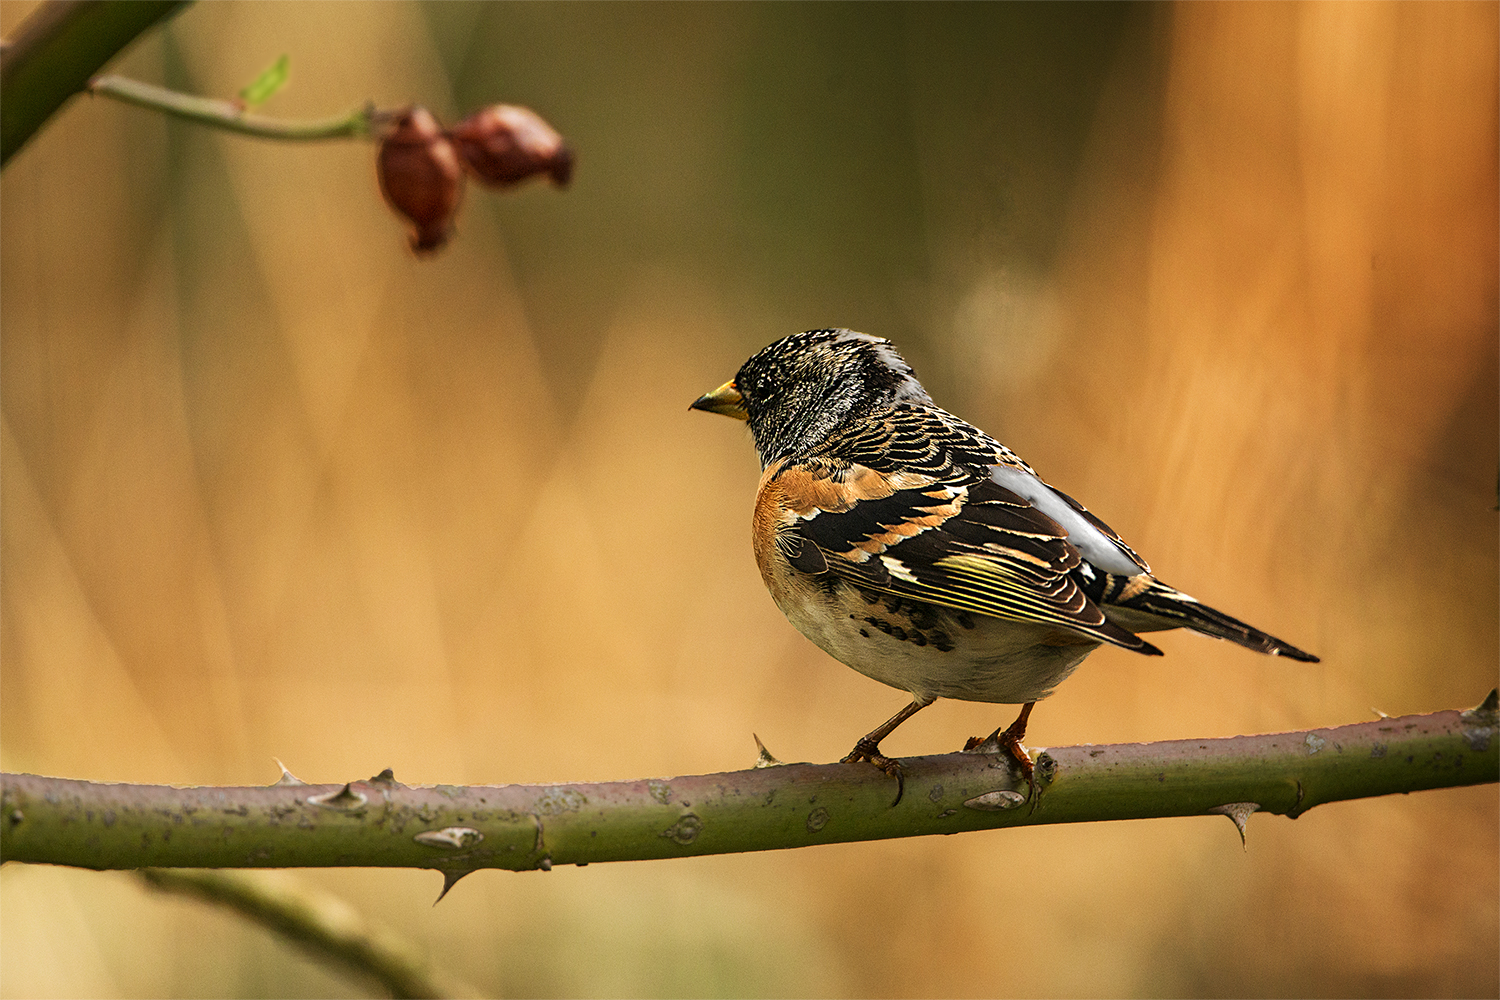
xmin=689 ymin=380 xmax=747 ymax=420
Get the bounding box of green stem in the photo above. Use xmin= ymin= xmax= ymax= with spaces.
xmin=87 ymin=74 xmax=381 ymax=141
xmin=2 ymin=697 xmax=1495 ymax=877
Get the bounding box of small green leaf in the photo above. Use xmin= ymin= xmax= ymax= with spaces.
xmin=239 ymin=54 xmax=289 ymax=107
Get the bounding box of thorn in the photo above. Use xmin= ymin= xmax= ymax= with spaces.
xmin=307 ymin=783 xmax=368 ymax=810
xmin=1461 ymin=690 xmax=1498 ymax=750
xmin=433 ymin=868 xmax=474 ymax=905
xmin=368 ymin=768 xmax=398 ymax=785
xmin=753 ymin=734 xmax=785 ymax=768
xmin=1461 ymin=692 xmax=1498 ymax=726
xmin=1371 ymin=707 xmax=1390 ymax=719
xmin=270 ymin=758 xmax=305 ymax=786
xmin=1209 ymin=802 xmax=1260 ymax=848
xmin=961 ymin=732 xmax=1002 ymax=755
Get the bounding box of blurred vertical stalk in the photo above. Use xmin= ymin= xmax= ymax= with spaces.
xmin=0 ymin=0 xmax=190 ymax=167
xmin=137 ymin=868 xmax=478 ymax=999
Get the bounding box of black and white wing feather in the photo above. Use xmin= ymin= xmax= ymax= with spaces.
xmin=765 ymin=404 xmax=1163 ymax=655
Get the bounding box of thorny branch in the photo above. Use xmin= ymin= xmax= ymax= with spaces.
xmin=4 ymin=695 xmax=1495 ymax=895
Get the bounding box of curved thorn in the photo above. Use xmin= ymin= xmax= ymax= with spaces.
xmin=433 ymin=868 xmax=475 ymax=905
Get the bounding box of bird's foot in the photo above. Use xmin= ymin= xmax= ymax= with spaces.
xmin=840 ymin=738 xmax=906 ymax=806
xmin=965 ymin=714 xmax=1039 ymax=812
xmin=994 ymin=726 xmax=1037 ymax=808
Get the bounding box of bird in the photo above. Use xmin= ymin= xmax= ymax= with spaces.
xmin=691 ymin=328 xmax=1317 ymax=803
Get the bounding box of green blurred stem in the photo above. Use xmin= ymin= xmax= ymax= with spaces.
xmin=0 ymin=0 xmax=190 ymax=167
xmin=87 ymin=74 xmax=384 ymax=141
xmin=3 ymin=695 xmax=1495 ymax=877
xmin=137 ymin=869 xmax=475 ymax=999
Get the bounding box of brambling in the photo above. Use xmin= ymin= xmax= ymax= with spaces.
xmin=693 ymin=329 xmax=1317 ymax=802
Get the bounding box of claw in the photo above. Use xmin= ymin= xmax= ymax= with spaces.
xmin=839 ymin=697 xmax=937 ymax=808
xmin=995 ymin=727 xmax=1039 ymax=812
xmin=840 ymin=739 xmax=906 ymax=807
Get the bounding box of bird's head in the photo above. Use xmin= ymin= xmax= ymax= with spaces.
xmin=691 ymin=329 xmax=931 ymax=467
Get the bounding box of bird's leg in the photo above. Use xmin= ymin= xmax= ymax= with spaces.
xmin=841 ymin=696 xmax=934 ymax=806
xmin=969 ymin=702 xmax=1038 ymax=805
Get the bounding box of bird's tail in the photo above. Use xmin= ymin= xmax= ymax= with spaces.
xmin=1102 ymin=579 xmax=1320 ymax=662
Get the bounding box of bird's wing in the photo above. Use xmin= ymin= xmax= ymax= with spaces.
xmin=764 ymin=459 xmax=1160 ymax=654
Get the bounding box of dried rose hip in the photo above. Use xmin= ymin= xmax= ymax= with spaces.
xmin=450 ymin=104 xmax=573 ymax=188
xmin=377 ymin=106 xmax=464 ymax=252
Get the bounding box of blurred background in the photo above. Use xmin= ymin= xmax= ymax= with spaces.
xmin=2 ymin=1 xmax=1496 ymax=996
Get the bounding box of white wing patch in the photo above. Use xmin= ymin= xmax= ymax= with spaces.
xmin=988 ymin=464 xmax=1143 ymax=577
xmin=880 ymin=555 xmax=921 ymax=583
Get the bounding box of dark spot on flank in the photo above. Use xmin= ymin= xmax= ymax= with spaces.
xmin=905 ymin=603 xmax=938 ymax=630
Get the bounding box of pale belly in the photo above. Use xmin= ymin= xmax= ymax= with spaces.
xmin=770 ymin=571 xmax=1102 ymax=705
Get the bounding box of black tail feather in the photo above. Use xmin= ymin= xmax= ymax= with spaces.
xmin=1101 ymin=579 xmax=1319 ymax=662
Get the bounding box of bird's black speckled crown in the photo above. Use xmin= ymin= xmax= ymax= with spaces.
xmin=734 ymin=330 xmax=932 ymax=468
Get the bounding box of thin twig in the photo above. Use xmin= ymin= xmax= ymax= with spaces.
xmin=88 ymin=74 xmax=387 ymax=141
